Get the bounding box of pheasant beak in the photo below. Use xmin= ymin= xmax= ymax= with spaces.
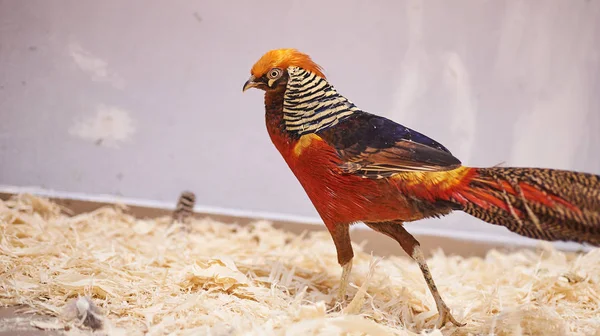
xmin=242 ymin=76 xmax=259 ymax=92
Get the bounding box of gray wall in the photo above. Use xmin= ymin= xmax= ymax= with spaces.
xmin=1 ymin=0 xmax=599 ymax=241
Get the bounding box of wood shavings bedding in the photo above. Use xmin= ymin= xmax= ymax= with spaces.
xmin=1 ymin=194 xmax=599 ymax=336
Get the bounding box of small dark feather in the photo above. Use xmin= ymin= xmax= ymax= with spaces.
xmin=172 ymin=191 xmax=196 ymax=226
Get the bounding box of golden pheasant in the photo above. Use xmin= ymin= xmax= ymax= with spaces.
xmin=242 ymin=48 xmax=600 ymax=328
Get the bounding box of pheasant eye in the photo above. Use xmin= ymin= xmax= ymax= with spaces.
xmin=268 ymin=68 xmax=282 ymax=79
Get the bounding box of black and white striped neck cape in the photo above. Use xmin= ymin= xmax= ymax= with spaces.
xmin=282 ymin=66 xmax=360 ymax=135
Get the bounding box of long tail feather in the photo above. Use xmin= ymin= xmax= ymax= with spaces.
xmin=454 ymin=167 xmax=600 ymax=246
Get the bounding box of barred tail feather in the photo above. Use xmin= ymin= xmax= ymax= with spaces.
xmin=455 ymin=167 xmax=600 ymax=246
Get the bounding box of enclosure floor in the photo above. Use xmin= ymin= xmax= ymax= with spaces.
xmin=1 ymin=194 xmax=599 ymax=336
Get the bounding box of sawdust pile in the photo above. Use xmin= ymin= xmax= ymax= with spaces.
xmin=1 ymin=194 xmax=600 ymax=336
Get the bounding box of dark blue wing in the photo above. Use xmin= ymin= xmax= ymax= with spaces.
xmin=317 ymin=111 xmax=461 ymax=178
